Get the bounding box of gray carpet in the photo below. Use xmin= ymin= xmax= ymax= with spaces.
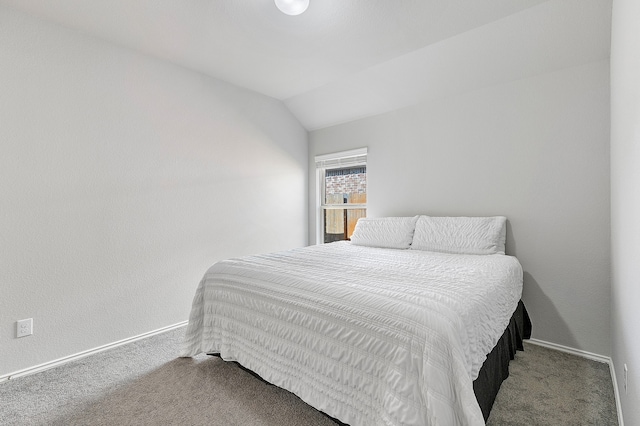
xmin=487 ymin=342 xmax=618 ymax=426
xmin=0 ymin=327 xmax=618 ymax=425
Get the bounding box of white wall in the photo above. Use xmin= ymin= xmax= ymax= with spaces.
xmin=0 ymin=5 xmax=307 ymax=377
xmin=310 ymin=61 xmax=611 ymax=356
xmin=611 ymin=0 xmax=640 ymax=423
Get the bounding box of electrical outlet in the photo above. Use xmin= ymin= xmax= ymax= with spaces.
xmin=624 ymin=364 xmax=628 ymax=394
xmin=17 ymin=318 xmax=33 ymax=338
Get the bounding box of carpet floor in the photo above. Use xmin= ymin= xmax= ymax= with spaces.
xmin=0 ymin=327 xmax=618 ymax=425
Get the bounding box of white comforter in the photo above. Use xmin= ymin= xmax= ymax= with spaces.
xmin=181 ymin=242 xmax=523 ymax=426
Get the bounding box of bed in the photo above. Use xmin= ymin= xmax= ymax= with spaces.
xmin=181 ymin=216 xmax=530 ymax=425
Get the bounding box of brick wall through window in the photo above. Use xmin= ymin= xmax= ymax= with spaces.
xmin=325 ymin=173 xmax=367 ymax=198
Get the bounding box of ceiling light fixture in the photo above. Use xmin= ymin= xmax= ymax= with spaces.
xmin=274 ymin=0 xmax=309 ymax=16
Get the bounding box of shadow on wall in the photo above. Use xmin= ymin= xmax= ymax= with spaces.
xmin=506 ymin=221 xmax=577 ymax=350
xmin=505 ymin=221 xmax=516 ymax=256
xmin=522 ymin=271 xmax=578 ymax=350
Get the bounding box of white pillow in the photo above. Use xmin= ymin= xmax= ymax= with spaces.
xmin=411 ymin=216 xmax=507 ymax=255
xmin=349 ymin=216 xmax=419 ymax=249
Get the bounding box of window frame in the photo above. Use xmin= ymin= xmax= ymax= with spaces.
xmin=314 ymin=148 xmax=368 ymax=244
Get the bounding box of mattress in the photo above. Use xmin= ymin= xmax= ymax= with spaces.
xmin=181 ymin=241 xmax=523 ymax=425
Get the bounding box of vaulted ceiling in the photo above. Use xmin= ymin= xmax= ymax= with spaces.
xmin=0 ymin=0 xmax=611 ymax=130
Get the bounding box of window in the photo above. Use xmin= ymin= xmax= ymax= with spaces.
xmin=315 ymin=148 xmax=367 ymax=244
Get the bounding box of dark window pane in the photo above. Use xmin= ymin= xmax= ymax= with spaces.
xmin=323 ymin=208 xmax=366 ymax=243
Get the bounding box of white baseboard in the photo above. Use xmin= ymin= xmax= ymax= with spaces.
xmin=609 ymin=361 xmax=625 ymax=426
xmin=527 ymin=338 xmax=624 ymax=426
xmin=0 ymin=321 xmax=188 ymax=383
xmin=527 ymin=338 xmax=610 ymax=363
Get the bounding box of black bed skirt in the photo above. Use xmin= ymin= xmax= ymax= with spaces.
xmin=473 ymin=300 xmax=532 ymax=421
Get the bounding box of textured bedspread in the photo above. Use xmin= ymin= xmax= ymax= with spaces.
xmin=181 ymin=242 xmax=523 ymax=426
